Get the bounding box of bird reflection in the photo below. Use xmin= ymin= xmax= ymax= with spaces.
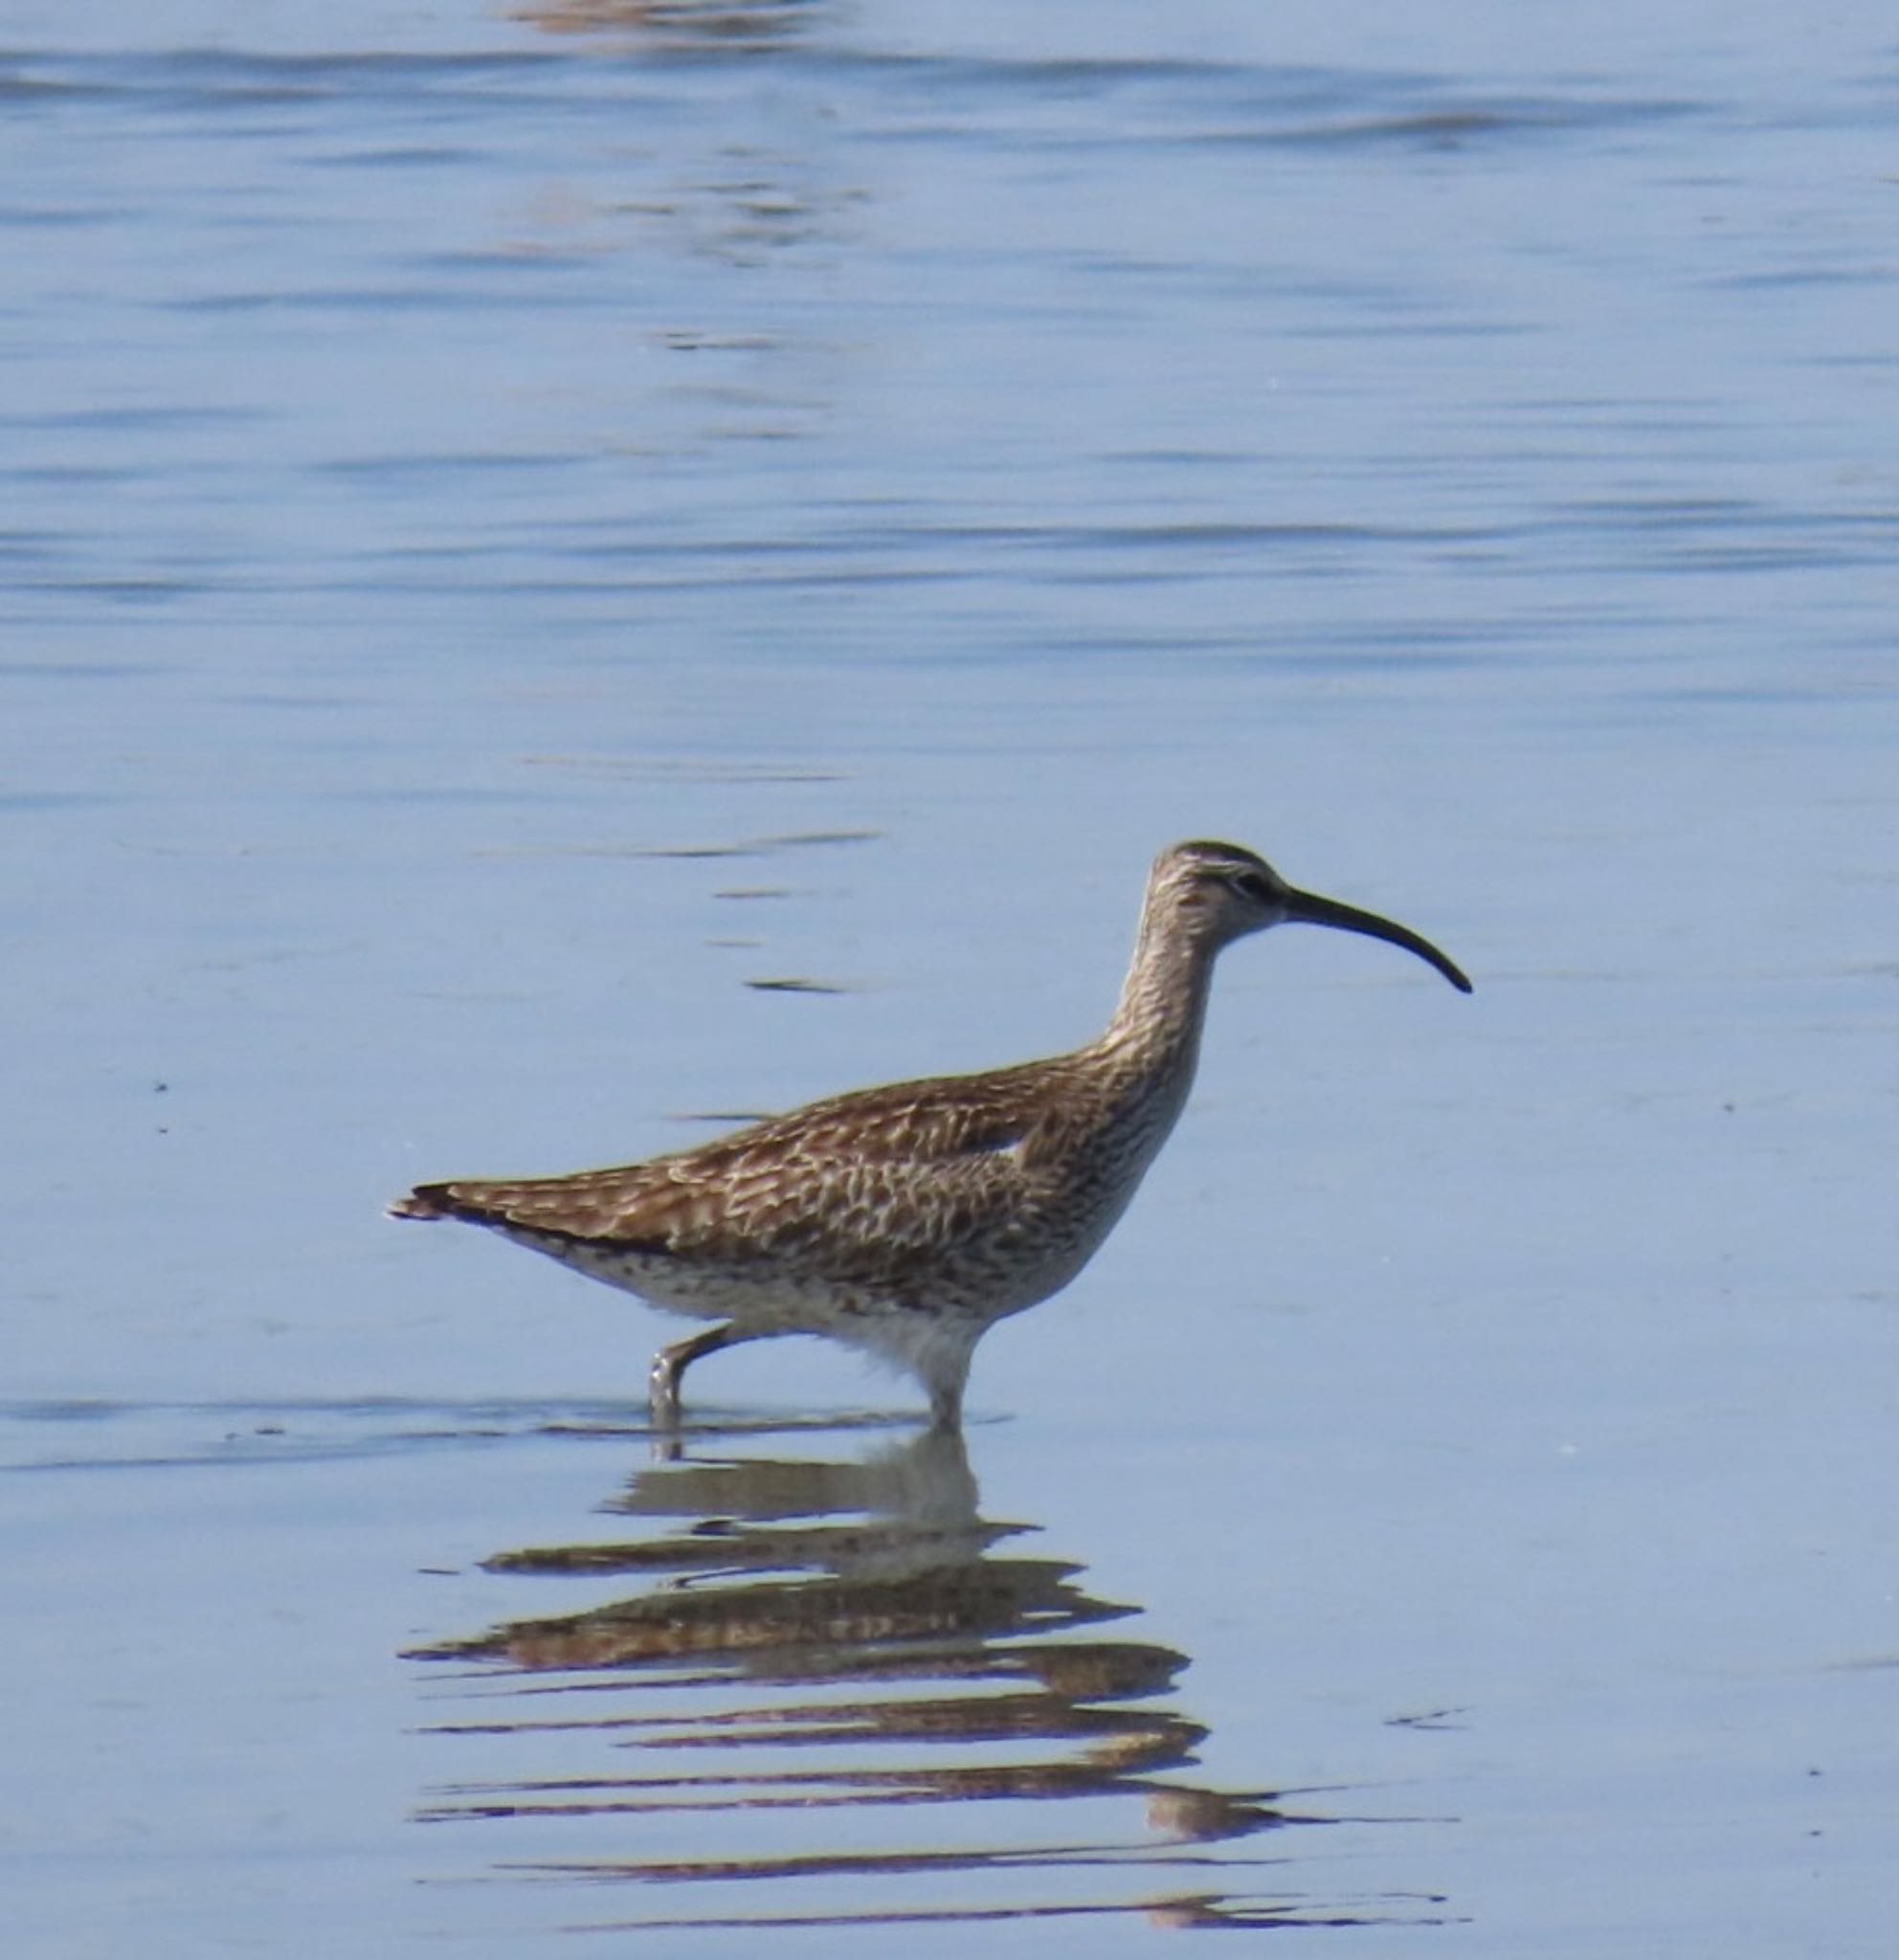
xmin=513 ymin=0 xmax=815 ymax=45
xmin=406 ymin=1425 xmax=1428 ymax=1930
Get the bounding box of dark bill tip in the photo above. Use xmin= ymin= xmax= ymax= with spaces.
xmin=1283 ymin=888 xmax=1473 ymax=993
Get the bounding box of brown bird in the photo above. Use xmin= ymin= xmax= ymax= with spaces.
xmin=389 ymin=840 xmax=1470 ymax=1428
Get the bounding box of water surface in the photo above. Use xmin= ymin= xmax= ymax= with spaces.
xmin=4 ymin=0 xmax=1896 ymax=1951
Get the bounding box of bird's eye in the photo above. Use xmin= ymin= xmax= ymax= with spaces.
xmin=1233 ymin=871 xmax=1274 ymax=903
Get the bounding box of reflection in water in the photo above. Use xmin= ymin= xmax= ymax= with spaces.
xmin=407 ymin=1428 xmax=1442 ymax=1931
xmin=514 ymin=0 xmax=816 ymax=49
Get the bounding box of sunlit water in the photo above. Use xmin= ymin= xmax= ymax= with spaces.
xmin=4 ymin=0 xmax=1896 ymax=1952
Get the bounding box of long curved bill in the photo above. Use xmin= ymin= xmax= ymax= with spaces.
xmin=1283 ymin=888 xmax=1473 ymax=993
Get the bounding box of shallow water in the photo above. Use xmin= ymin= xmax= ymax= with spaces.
xmin=5 ymin=0 xmax=1897 ymax=1952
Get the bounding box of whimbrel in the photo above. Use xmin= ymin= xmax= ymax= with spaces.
xmin=389 ymin=840 xmax=1470 ymax=1427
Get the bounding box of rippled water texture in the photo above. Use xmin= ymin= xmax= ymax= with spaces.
xmin=4 ymin=1 xmax=1896 ymax=1953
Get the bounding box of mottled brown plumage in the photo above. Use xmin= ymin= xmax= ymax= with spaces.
xmin=390 ymin=840 xmax=1471 ymax=1426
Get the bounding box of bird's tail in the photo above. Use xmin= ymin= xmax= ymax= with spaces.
xmin=387 ymin=1185 xmax=455 ymax=1221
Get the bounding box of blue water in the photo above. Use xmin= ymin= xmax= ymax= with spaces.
xmin=4 ymin=1 xmax=1896 ymax=1953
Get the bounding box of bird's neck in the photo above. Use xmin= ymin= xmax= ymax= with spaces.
xmin=1096 ymin=904 xmax=1221 ymax=1083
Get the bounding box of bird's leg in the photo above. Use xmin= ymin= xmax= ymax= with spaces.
xmin=648 ymin=1323 xmax=739 ymax=1428
xmin=927 ymin=1374 xmax=966 ymax=1433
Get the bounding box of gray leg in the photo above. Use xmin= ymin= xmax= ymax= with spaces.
xmin=649 ymin=1323 xmax=744 ymax=1426
xmin=927 ymin=1374 xmax=965 ymax=1432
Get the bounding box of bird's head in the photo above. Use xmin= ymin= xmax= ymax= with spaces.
xmin=1150 ymin=839 xmax=1472 ymax=991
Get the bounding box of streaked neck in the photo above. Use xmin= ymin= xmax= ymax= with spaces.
xmin=1098 ymin=902 xmax=1222 ymax=1072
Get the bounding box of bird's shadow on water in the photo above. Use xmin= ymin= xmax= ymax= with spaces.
xmin=403 ymin=1414 xmax=1454 ymax=1934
